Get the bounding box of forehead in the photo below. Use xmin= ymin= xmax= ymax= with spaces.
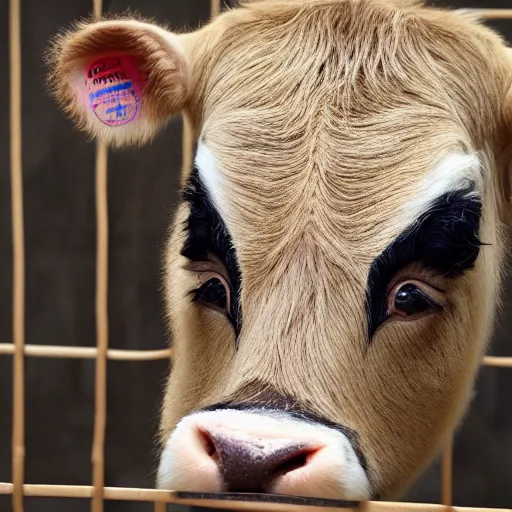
xmin=197 ymin=140 xmax=480 ymax=274
xmin=192 ymin=0 xmax=499 ymax=271
xmin=196 ymin=0 xmax=501 ymax=125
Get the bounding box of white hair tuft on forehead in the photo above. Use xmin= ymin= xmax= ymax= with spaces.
xmin=195 ymin=141 xmax=229 ymax=220
xmin=402 ymin=152 xmax=482 ymax=225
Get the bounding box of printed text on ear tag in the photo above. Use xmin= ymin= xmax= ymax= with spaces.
xmin=86 ymin=56 xmax=143 ymax=127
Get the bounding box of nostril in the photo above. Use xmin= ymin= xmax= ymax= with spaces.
xmin=198 ymin=429 xmax=217 ymax=459
xmin=272 ymin=449 xmax=316 ymax=478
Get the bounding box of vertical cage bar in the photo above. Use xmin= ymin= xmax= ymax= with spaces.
xmin=9 ymin=0 xmax=25 ymax=510
xmin=441 ymin=438 xmax=453 ymax=506
xmin=211 ymin=0 xmax=221 ymax=17
xmin=181 ymin=113 xmax=194 ymax=180
xmin=92 ymin=141 xmax=108 ymax=512
xmin=91 ymin=2 xmax=108 ymax=512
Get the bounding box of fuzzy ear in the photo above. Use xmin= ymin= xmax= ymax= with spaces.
xmin=49 ymin=19 xmax=189 ymax=147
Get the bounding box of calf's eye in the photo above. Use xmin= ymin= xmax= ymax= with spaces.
xmin=389 ymin=281 xmax=444 ymax=319
xmin=192 ymin=273 xmax=231 ymax=316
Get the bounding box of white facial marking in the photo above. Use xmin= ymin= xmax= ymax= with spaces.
xmin=157 ymin=409 xmax=371 ymax=500
xmin=195 ymin=142 xmax=227 ymax=218
xmin=403 ymin=152 xmax=482 ymax=224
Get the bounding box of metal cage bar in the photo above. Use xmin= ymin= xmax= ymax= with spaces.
xmin=460 ymin=8 xmax=512 ymax=19
xmin=441 ymin=438 xmax=453 ymax=506
xmin=3 ymin=4 xmax=512 ymax=512
xmin=90 ymin=2 xmax=109 ymax=511
xmin=0 ymin=344 xmax=173 ymax=360
xmin=91 ymin=138 xmax=109 ymax=512
xmin=0 ymin=343 xmax=509 ymax=365
xmin=9 ymin=0 xmax=25 ymax=510
xmin=0 ymin=483 xmax=511 ymax=511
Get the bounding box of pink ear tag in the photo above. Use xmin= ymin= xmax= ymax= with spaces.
xmin=86 ymin=55 xmax=144 ymax=127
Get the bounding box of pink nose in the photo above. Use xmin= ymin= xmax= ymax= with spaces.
xmin=157 ymin=410 xmax=371 ymax=499
xmin=200 ymin=427 xmax=316 ymax=492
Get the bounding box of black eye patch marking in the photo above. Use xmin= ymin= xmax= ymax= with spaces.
xmin=181 ymin=167 xmax=242 ymax=337
xmin=366 ymin=187 xmax=482 ymax=339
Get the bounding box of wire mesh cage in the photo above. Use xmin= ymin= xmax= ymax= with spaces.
xmin=1 ymin=0 xmax=512 ymax=511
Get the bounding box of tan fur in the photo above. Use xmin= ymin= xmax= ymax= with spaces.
xmin=50 ymin=0 xmax=512 ymax=499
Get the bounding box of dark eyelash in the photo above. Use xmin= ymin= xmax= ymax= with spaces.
xmin=191 ymin=278 xmax=228 ymax=310
xmin=418 ymin=292 xmax=444 ymax=311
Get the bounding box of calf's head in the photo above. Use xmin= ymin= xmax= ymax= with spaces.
xmin=50 ymin=0 xmax=512 ymax=501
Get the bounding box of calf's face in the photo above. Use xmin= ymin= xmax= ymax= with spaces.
xmin=50 ymin=0 xmax=512 ymax=501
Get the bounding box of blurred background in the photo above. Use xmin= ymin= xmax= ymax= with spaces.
xmin=0 ymin=0 xmax=510 ymax=511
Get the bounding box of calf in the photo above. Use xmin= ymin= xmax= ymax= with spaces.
xmin=50 ymin=0 xmax=512 ymax=500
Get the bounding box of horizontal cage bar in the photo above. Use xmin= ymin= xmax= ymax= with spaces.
xmin=460 ymin=8 xmax=512 ymax=19
xmin=1 ymin=343 xmax=510 ymax=366
xmin=0 ymin=343 xmax=172 ymax=361
xmin=0 ymin=483 xmax=510 ymax=511
xmin=482 ymin=356 xmax=512 ymax=367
